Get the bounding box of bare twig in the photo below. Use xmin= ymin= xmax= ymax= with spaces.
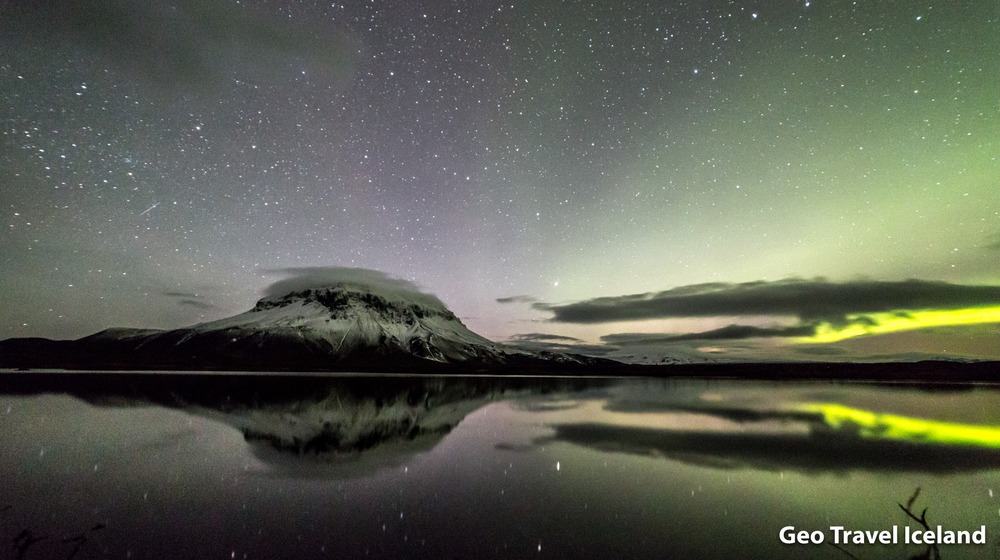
xmin=906 ymin=487 xmax=921 ymax=510
xmin=898 ymin=488 xmax=941 ymax=560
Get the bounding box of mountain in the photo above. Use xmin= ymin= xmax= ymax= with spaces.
xmin=0 ymin=283 xmax=607 ymax=372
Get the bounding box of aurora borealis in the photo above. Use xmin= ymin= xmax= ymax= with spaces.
xmin=2 ymin=1 xmax=998 ymax=361
xmin=798 ymin=402 xmax=1000 ymax=449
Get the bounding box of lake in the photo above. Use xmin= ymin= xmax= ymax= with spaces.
xmin=2 ymin=373 xmax=1000 ymax=559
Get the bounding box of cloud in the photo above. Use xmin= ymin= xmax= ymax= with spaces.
xmin=508 ymin=333 xmax=583 ymax=343
xmin=496 ymin=295 xmax=538 ymax=304
xmin=178 ymin=299 xmax=214 ymax=310
xmin=504 ymin=333 xmax=618 ymax=356
xmin=535 ymin=279 xmax=1000 ymax=324
xmin=162 ymin=291 xmax=214 ymax=310
xmin=163 ymin=291 xmax=200 ymax=298
xmin=262 ymin=267 xmax=446 ymax=308
xmin=601 ymin=324 xmax=818 ymax=345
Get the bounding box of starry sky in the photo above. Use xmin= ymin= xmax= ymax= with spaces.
xmin=2 ymin=0 xmax=999 ymax=361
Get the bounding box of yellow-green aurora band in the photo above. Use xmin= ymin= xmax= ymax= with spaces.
xmin=798 ymin=402 xmax=1000 ymax=448
xmin=797 ymin=307 xmax=1000 ymax=344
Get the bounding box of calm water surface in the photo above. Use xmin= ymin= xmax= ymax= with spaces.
xmin=3 ymin=375 xmax=1000 ymax=559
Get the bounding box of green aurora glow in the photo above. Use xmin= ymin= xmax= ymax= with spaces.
xmin=799 ymin=403 xmax=1000 ymax=449
xmin=800 ymin=307 xmax=1000 ymax=344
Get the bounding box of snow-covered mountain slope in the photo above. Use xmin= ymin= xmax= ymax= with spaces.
xmin=182 ymin=284 xmax=513 ymax=364
xmin=0 ymin=282 xmax=609 ymax=372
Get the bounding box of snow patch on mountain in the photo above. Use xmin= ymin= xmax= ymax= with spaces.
xmin=188 ymin=284 xmax=513 ymax=363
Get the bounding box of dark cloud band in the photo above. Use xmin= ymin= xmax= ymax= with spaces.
xmin=497 ymin=295 xmax=538 ymax=304
xmin=508 ymin=333 xmax=583 ymax=343
xmin=162 ymin=291 xmax=214 ymax=310
xmin=601 ymin=324 xmax=818 ymax=345
xmin=535 ymin=279 xmax=1000 ymax=324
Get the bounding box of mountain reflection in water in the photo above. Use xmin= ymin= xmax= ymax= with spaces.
xmin=3 ymin=373 xmax=1000 ymax=559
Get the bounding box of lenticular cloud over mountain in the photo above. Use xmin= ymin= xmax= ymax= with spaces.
xmin=262 ymin=267 xmax=448 ymax=309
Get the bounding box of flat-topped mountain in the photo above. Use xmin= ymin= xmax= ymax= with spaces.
xmin=0 ymin=282 xmax=605 ymax=372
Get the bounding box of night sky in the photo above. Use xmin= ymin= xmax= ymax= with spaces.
xmin=2 ymin=1 xmax=999 ymax=361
